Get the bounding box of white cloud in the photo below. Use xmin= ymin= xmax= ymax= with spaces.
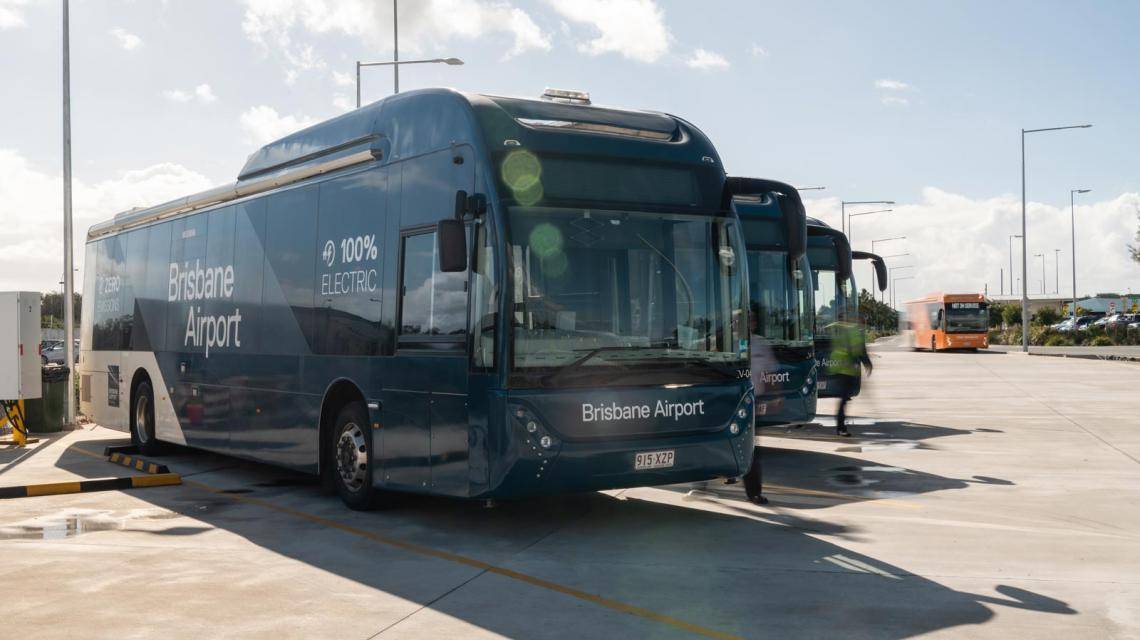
xmin=109 ymin=27 xmax=143 ymax=51
xmin=163 ymin=83 xmax=218 ymax=104
xmin=803 ymin=188 xmax=1140 ymax=301
xmin=0 ymin=149 xmax=214 ymax=291
xmin=685 ymin=48 xmax=729 ymax=71
xmin=332 ymin=94 xmax=355 ymax=113
xmin=880 ymin=95 xmax=909 ymax=107
xmin=331 ymin=70 xmax=355 ymax=87
xmin=0 ymin=0 xmax=29 ymax=29
xmin=749 ymin=43 xmax=768 ymax=58
xmin=194 ymin=83 xmax=218 ymax=103
xmin=240 ymin=105 xmax=318 ymax=145
xmin=242 ymin=0 xmax=551 ymax=82
xmin=874 ymin=78 xmax=910 ymax=91
xmin=548 ymin=0 xmax=670 ymax=63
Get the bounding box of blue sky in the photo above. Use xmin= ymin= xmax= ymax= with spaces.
xmin=1 ymin=0 xmax=1137 ymax=298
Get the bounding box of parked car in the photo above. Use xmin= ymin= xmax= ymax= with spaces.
xmin=41 ymin=339 xmax=79 ymax=366
xmin=1059 ymin=315 xmax=1096 ymax=333
xmin=1106 ymin=313 xmax=1137 ymax=329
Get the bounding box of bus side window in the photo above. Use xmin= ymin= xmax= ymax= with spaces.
xmin=398 ymin=230 xmax=467 ymax=345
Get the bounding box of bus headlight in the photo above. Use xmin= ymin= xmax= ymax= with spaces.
xmin=729 ymin=423 xmax=740 ymax=435
xmin=539 ymin=435 xmax=553 ymax=449
xmin=526 ymin=421 xmax=538 ymax=433
xmin=736 ymin=408 xmax=747 ymax=420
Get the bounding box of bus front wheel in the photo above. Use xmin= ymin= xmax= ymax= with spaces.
xmin=131 ymin=381 xmax=161 ymax=456
xmin=332 ymin=402 xmax=387 ymax=511
xmin=930 ymin=336 xmax=937 ymax=352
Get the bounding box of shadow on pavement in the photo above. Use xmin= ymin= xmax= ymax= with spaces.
xmin=760 ymin=419 xmax=986 ymax=450
xmin=29 ymin=437 xmax=1074 ymax=639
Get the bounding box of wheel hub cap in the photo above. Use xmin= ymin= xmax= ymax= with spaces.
xmin=336 ymin=424 xmax=368 ymax=492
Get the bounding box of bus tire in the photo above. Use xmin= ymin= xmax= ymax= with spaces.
xmin=930 ymin=336 xmax=937 ymax=352
xmin=331 ymin=402 xmax=387 ymax=511
xmin=131 ymin=381 xmax=161 ymax=456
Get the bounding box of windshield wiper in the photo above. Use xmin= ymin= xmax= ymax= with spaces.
xmin=541 ymin=346 xmax=660 ymax=386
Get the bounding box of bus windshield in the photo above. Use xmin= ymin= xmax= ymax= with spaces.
xmin=946 ymin=302 xmax=988 ymax=333
xmin=812 ymin=268 xmax=858 ymax=337
xmin=747 ymin=251 xmax=812 ymax=347
xmin=507 ymin=206 xmax=748 ymax=383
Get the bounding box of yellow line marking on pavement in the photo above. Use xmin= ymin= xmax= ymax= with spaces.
xmin=70 ymin=446 xmax=741 ymax=640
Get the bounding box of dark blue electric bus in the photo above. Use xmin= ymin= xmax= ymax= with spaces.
xmin=80 ymin=88 xmax=771 ymax=508
xmin=806 ymin=219 xmax=885 ymax=398
xmin=735 ymin=194 xmax=814 ymax=424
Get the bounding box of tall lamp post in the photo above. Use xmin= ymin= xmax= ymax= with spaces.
xmin=1033 ymin=253 xmax=1046 ymax=295
xmin=356 ymin=57 xmax=463 ymax=107
xmin=1008 ymin=234 xmax=1021 ymax=298
xmin=1020 ymin=123 xmax=1092 ymax=351
xmin=892 ymin=276 xmax=915 ymax=310
xmin=1069 ymin=188 xmax=1091 ymax=321
xmin=840 ymin=200 xmax=894 ymax=240
xmin=846 ymin=208 xmax=893 ymax=248
xmin=887 ymin=264 xmax=913 ymax=308
xmin=62 ymin=0 xmax=76 ymax=425
xmin=871 ymin=237 xmax=906 ymax=301
xmin=1053 ymin=248 xmax=1061 ymax=294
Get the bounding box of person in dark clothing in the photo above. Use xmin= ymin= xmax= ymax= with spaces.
xmin=826 ymin=322 xmax=872 ymax=437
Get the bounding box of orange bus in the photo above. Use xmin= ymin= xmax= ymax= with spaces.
xmin=906 ymin=293 xmax=989 ymax=351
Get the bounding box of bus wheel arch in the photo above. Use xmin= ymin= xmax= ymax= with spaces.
xmin=318 ymin=379 xmax=367 ymax=494
xmin=129 ymin=368 xmax=160 ymax=455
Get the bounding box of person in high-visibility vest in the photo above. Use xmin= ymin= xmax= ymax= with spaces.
xmin=826 ymin=322 xmax=873 ymax=437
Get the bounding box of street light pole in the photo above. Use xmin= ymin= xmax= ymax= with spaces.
xmin=1008 ymin=234 xmax=1021 ymax=299
xmin=354 ymin=57 xmax=464 ymax=107
xmin=871 ymin=237 xmax=906 ymax=302
xmin=1070 ymin=188 xmax=1090 ymax=321
xmin=1020 ymin=123 xmax=1092 ymax=351
xmin=840 ymin=200 xmax=894 ymax=242
xmin=392 ymin=0 xmax=399 ymax=94
xmin=892 ymin=276 xmax=914 ymax=310
xmin=1034 ymin=253 xmax=1045 ymax=295
xmin=62 ymin=0 xmax=76 ymax=425
xmin=1054 ymin=248 xmax=1060 ymax=294
xmin=888 ymin=264 xmax=913 ymax=309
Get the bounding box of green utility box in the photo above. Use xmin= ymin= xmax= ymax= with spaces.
xmin=26 ymin=366 xmax=69 ymax=433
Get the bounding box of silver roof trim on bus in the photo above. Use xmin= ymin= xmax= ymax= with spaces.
xmin=87 ymin=147 xmax=380 ymax=240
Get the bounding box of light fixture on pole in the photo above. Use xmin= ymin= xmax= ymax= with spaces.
xmin=846 ymin=208 xmax=893 ymax=248
xmin=1019 ymin=123 xmax=1092 ymax=351
xmin=355 ymin=57 xmax=464 ymax=107
xmin=1069 ymin=188 xmax=1091 ymax=322
xmin=840 ymin=200 xmax=894 ymax=241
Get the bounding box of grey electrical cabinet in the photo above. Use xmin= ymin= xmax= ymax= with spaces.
xmin=0 ymin=292 xmax=42 ymax=401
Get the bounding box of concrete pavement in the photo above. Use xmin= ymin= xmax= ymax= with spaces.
xmin=1 ymin=349 xmax=1138 ymax=639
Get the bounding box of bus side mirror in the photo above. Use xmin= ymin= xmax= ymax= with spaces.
xmin=835 ymin=236 xmax=853 ymax=281
xmin=437 ymin=219 xmax=467 ymax=272
xmin=778 ymin=194 xmax=807 ymax=260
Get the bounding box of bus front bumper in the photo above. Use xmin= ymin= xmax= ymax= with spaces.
xmin=755 ymin=388 xmax=817 ymax=426
xmin=483 ymin=425 xmax=755 ymax=500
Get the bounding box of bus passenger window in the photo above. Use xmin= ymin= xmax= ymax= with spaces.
xmin=400 ymin=232 xmax=467 ymax=339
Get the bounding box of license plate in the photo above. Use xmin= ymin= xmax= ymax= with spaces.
xmin=817 ymin=381 xmax=828 ymax=391
xmin=634 ymin=450 xmax=675 ymax=470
